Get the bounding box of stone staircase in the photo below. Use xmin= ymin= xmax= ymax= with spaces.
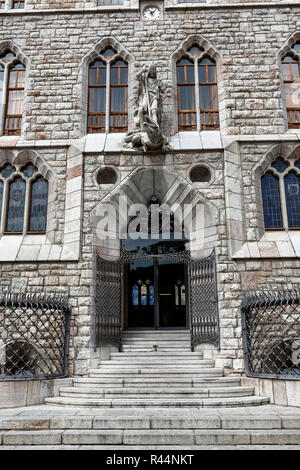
xmin=45 ymin=331 xmax=269 ymax=408
xmin=1 ymin=331 xmax=300 ymax=448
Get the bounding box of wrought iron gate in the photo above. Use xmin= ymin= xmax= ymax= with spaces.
xmin=95 ymin=255 xmax=122 ymax=349
xmin=95 ymin=249 xmax=219 ymax=350
xmin=189 ymin=249 xmax=220 ymax=350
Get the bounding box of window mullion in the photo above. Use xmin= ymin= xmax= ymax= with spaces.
xmin=105 ymin=62 xmax=110 ymax=134
xmin=194 ymin=59 xmax=201 ymax=132
xmin=279 ymin=175 xmax=288 ymax=229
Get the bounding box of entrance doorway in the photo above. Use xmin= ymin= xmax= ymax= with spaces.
xmin=125 ymin=256 xmax=187 ymax=329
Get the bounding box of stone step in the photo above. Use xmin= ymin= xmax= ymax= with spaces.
xmin=1 ymin=412 xmax=298 ymax=431
xmin=44 ymin=395 xmax=269 ymax=407
xmin=73 ymin=377 xmax=242 ymax=388
xmin=122 ymin=331 xmax=190 ymax=336
xmin=110 ymin=352 xmax=203 ymax=358
xmin=3 ymin=429 xmax=300 ymax=446
xmin=122 ymin=340 xmax=190 ymax=345
xmin=99 ymin=360 xmax=214 ymax=367
xmin=121 ymin=347 xmax=192 ymax=352
xmin=89 ymin=368 xmax=224 ymax=377
xmin=58 ymin=386 xmax=255 ymax=399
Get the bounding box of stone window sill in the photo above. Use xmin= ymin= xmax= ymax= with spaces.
xmin=232 ymin=231 xmax=300 ymax=259
xmin=0 ymin=235 xmax=79 ymax=262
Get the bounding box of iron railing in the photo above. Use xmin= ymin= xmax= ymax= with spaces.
xmin=242 ymin=287 xmax=300 ymax=380
xmin=0 ymin=290 xmax=71 ymax=381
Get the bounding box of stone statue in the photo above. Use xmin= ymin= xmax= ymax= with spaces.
xmin=123 ymin=63 xmax=171 ymax=153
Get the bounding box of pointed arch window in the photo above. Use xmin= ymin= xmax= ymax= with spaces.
xmin=0 ymin=162 xmax=48 ymax=235
xmin=88 ymin=47 xmax=128 ymax=134
xmin=281 ymin=44 xmax=300 ymax=128
xmin=261 ymin=157 xmax=300 ymax=230
xmin=0 ymin=50 xmax=25 ymax=136
xmin=176 ymin=45 xmax=219 ymax=131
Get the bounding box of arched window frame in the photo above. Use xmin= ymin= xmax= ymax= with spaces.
xmin=261 ymin=156 xmax=300 ymax=231
xmin=280 ymin=45 xmax=300 ymax=129
xmin=81 ymin=38 xmax=134 ymax=138
xmin=87 ymin=47 xmax=128 ymax=134
xmin=171 ymin=37 xmax=221 ymax=133
xmin=0 ymin=45 xmax=27 ymax=137
xmin=0 ymin=161 xmax=49 ymax=236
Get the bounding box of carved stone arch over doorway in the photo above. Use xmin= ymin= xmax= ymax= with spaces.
xmin=91 ymin=166 xmax=220 ymax=351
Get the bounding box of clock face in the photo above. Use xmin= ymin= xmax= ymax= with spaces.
xmin=143 ymin=6 xmax=161 ymax=20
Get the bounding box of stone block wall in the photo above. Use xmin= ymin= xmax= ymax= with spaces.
xmin=0 ymin=2 xmax=300 ymax=379
xmin=0 ymin=4 xmax=298 ymax=139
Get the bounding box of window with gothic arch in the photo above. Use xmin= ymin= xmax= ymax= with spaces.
xmin=281 ymin=43 xmax=300 ymax=128
xmin=88 ymin=47 xmax=128 ymax=133
xmin=261 ymin=157 xmax=300 ymax=230
xmin=0 ymin=162 xmax=48 ymax=235
xmin=176 ymin=45 xmax=219 ymax=131
xmin=0 ymin=50 xmax=25 ymax=135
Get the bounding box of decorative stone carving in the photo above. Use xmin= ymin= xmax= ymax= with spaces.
xmin=123 ymin=63 xmax=171 ymax=153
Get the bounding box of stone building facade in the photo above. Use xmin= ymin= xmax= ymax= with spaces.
xmin=0 ymin=0 xmax=300 ymax=385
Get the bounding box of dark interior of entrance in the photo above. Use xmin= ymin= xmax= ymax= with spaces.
xmin=123 ymin=198 xmax=188 ymax=329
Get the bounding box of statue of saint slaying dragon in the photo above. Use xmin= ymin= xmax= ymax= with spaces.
xmin=123 ymin=63 xmax=172 ymax=152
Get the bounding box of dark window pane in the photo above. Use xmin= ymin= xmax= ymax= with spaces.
xmin=261 ymin=172 xmax=282 ymax=229
xmin=101 ymin=48 xmax=116 ymax=57
xmin=21 ymin=163 xmax=38 ymax=178
xmin=295 ymin=159 xmax=300 ymax=169
xmin=0 ymin=51 xmax=16 ymax=62
xmin=199 ymin=84 xmax=217 ymax=110
xmin=176 ymin=61 xmax=194 ymax=84
xmin=292 ymin=43 xmax=300 ymax=54
xmin=282 ymin=55 xmax=297 ymax=63
xmin=89 ymin=87 xmax=106 ymax=113
xmin=111 ymin=87 xmax=126 ymax=112
xmin=199 ymin=57 xmax=215 ymax=65
xmin=6 ymin=177 xmax=26 ymax=233
xmin=89 ymin=64 xmax=106 ymax=86
xmin=282 ymin=63 xmax=292 ymax=81
xmin=187 ymin=46 xmax=203 ymax=57
xmin=29 ymin=177 xmax=48 ymax=233
xmin=285 ymin=171 xmax=300 ymax=228
xmin=177 ymin=58 xmax=193 ymax=66
xmin=178 ymin=85 xmax=195 ymax=110
xmin=0 ymin=164 xmax=15 ymax=178
xmin=271 ymin=158 xmax=289 ymax=173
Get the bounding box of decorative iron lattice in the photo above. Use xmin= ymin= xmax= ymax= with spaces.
xmin=189 ymin=249 xmax=220 ymax=350
xmin=0 ymin=290 xmax=71 ymax=381
xmin=242 ymin=288 xmax=300 ymax=380
xmin=95 ymin=249 xmax=220 ymax=350
xmin=95 ymin=255 xmax=122 ymax=349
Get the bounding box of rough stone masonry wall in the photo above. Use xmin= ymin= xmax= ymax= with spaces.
xmin=0 ymin=5 xmax=298 ymax=139
xmin=0 ymin=4 xmax=300 ymax=378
